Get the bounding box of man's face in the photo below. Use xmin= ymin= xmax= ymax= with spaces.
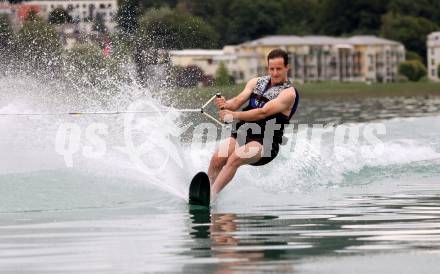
xmin=268 ymin=57 xmax=289 ymax=84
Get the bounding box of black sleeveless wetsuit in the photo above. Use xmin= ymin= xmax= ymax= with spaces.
xmin=231 ymin=76 xmax=300 ymax=166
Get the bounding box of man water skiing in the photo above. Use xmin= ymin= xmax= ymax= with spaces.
xmin=207 ymin=48 xmax=300 ymax=199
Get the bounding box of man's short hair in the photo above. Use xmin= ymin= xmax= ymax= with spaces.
xmin=267 ymin=48 xmax=289 ymax=66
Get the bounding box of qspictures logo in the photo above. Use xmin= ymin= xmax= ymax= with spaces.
xmin=54 ymin=99 xmax=387 ymax=173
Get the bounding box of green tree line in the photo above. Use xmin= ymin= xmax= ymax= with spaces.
xmin=117 ymin=0 xmax=440 ymax=62
xmin=7 ymin=0 xmax=440 ymax=61
xmin=3 ymin=0 xmax=439 ymax=84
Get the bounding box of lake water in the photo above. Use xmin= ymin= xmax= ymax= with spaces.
xmin=1 ymin=74 xmax=440 ymax=273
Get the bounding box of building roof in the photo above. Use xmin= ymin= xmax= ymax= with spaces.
xmin=26 ymin=0 xmax=116 ymax=2
xmin=347 ymin=35 xmax=401 ymax=45
xmin=428 ymin=32 xmax=440 ymax=47
xmin=428 ymin=32 xmax=440 ymax=39
xmin=302 ymin=36 xmax=349 ymax=45
xmin=242 ymin=35 xmax=402 ymax=47
xmin=169 ymin=49 xmax=224 ymax=57
xmin=242 ymin=35 xmax=300 ymax=46
xmin=242 ymin=35 xmax=349 ymax=46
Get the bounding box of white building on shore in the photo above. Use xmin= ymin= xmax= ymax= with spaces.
xmin=24 ymin=0 xmax=118 ymax=33
xmin=428 ymin=32 xmax=440 ymax=81
xmin=169 ymin=46 xmax=260 ymax=83
xmin=170 ymin=35 xmax=405 ymax=84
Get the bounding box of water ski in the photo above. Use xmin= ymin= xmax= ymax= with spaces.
xmin=189 ymin=172 xmax=210 ymax=207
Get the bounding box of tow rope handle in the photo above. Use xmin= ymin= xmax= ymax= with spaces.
xmin=199 ymin=93 xmax=228 ymax=126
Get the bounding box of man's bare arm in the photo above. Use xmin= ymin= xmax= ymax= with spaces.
xmin=221 ymin=78 xmax=258 ymax=111
xmin=220 ymin=88 xmax=295 ymax=122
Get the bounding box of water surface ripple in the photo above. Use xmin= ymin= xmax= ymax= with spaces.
xmin=0 ymin=177 xmax=439 ymax=273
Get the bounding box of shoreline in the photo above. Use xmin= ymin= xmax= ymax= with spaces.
xmin=185 ymin=82 xmax=440 ymax=99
